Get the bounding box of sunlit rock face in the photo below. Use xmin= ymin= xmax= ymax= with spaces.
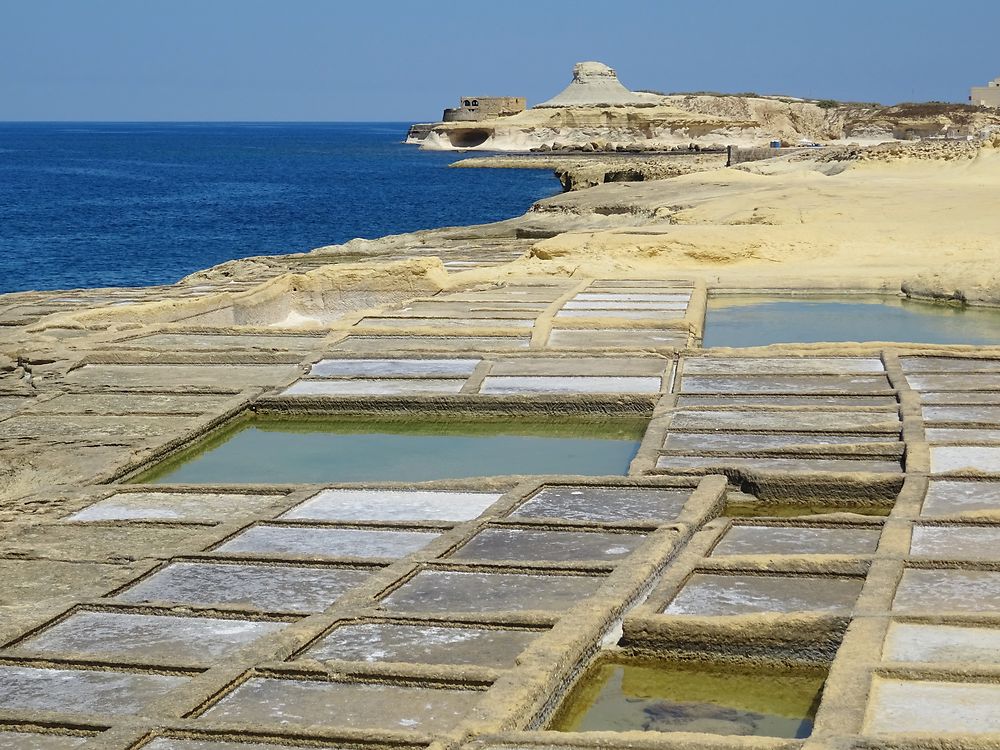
xmin=536 ymin=61 xmax=662 ymax=108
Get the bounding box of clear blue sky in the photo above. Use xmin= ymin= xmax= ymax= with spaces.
xmin=2 ymin=0 xmax=997 ymax=121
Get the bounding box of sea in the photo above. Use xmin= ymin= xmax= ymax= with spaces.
xmin=0 ymin=122 xmax=560 ymax=294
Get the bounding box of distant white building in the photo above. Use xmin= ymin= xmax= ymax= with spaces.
xmin=970 ymin=77 xmax=1000 ymax=108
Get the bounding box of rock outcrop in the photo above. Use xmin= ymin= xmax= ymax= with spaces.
xmin=535 ymin=61 xmax=661 ymax=108
xmin=407 ymin=61 xmax=1000 ymax=152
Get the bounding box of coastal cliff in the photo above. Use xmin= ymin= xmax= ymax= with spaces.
xmin=407 ymin=61 xmax=1000 ymax=152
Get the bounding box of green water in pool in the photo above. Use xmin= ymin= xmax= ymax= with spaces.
xmin=550 ymin=658 xmax=826 ymax=738
xmin=132 ymin=415 xmax=647 ymax=483
xmin=705 ymin=295 xmax=1000 ymax=347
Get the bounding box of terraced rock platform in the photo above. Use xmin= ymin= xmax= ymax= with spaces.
xmin=2 ymin=234 xmax=1000 ymax=748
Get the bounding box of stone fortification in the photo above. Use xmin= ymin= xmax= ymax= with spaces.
xmin=443 ymin=96 xmax=526 ymax=122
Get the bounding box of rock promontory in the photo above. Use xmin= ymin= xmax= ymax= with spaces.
xmin=407 ymin=61 xmax=1000 ymax=152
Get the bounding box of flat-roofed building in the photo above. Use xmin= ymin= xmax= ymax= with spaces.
xmin=971 ymin=77 xmax=1000 ymax=108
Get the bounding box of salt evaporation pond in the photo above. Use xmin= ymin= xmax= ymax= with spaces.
xmin=132 ymin=416 xmax=646 ymax=483
xmin=705 ymin=295 xmax=1000 ymax=347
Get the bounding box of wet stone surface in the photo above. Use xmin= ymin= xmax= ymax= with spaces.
xmin=906 ymin=373 xmax=1000 ymax=391
xmin=893 ymin=569 xmax=1000 ymax=613
xmin=657 ymin=455 xmax=902 ymax=474
xmin=925 ymin=428 xmax=1000 ymax=444
xmin=663 ymin=432 xmax=897 ymax=452
xmin=550 ymin=658 xmax=824 ymax=738
xmin=910 ymin=525 xmax=1000 ymax=561
xmin=665 ymin=573 xmax=864 ymax=615
xmin=309 ymin=358 xmax=480 ymax=377
xmin=213 ymin=525 xmax=441 ymax=560
xmin=116 ymin=562 xmax=373 ymax=613
xmin=202 ymin=676 xmax=482 ymax=731
xmin=680 ymin=375 xmax=892 ymax=394
xmin=930 ymin=446 xmax=1000 ymax=474
xmin=683 ymin=358 xmax=886 ymax=375
xmin=68 ymin=491 xmax=286 ymax=522
xmin=0 ymin=665 xmax=187 ymax=715
xmin=884 ymin=622 xmax=1000 ymax=664
xmin=711 ymin=525 xmax=882 ymax=557
xmin=511 ymin=485 xmax=690 ymax=523
xmin=450 ymin=527 xmax=648 ymax=563
xmin=921 ymin=480 xmax=1000 ymax=516
xmin=282 ymin=378 xmax=466 ymax=396
xmin=13 ymin=611 xmax=286 ymax=663
xmin=923 ymin=405 xmax=1000 ymax=423
xmin=282 ymin=489 xmax=502 ymax=522
xmin=866 ymin=678 xmax=1000 ymax=734
xmin=667 ymin=409 xmax=900 ymax=433
xmin=301 ymin=622 xmax=540 ymax=667
xmin=0 ymin=731 xmax=89 ymax=748
xmin=333 ymin=335 xmax=530 ymax=351
xmin=901 ymin=357 xmax=1000 ymax=373
xmin=381 ymin=570 xmax=604 ymax=613
xmin=548 ymin=329 xmax=687 ymax=349
xmin=479 ymin=376 xmax=662 ymax=395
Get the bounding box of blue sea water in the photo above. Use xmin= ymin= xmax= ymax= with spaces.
xmin=0 ymin=122 xmax=559 ymax=293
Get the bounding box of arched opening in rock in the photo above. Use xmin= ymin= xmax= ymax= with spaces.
xmin=448 ymin=129 xmax=491 ymax=148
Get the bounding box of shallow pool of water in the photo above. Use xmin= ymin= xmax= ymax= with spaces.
xmin=132 ymin=415 xmax=646 ymax=484
xmin=550 ymin=658 xmax=826 ymax=737
xmin=704 ymin=295 xmax=1000 ymax=347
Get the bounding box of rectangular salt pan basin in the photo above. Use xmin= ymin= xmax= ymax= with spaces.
xmin=682 ymin=357 xmax=886 ymax=375
xmin=67 ymin=491 xmax=283 ymax=522
xmin=901 ymin=357 xmax=1000 ymax=373
xmin=930 ymin=446 xmax=1000 ymax=474
xmin=116 ymin=562 xmax=372 ymax=613
xmin=574 ymin=293 xmax=691 ymax=302
xmin=884 ymin=622 xmax=1000 ymax=664
xmin=283 ymin=489 xmax=501 ymax=522
xmin=665 ymin=573 xmax=863 ymax=615
xmin=680 ymin=375 xmax=891 ymax=394
xmin=910 ymin=525 xmax=1000 ymax=561
xmin=214 ymin=525 xmax=440 ymax=559
xmin=667 ymin=408 xmax=900 ymax=433
xmin=16 ymin=611 xmax=285 ymax=663
xmin=705 ymin=296 xmax=1000 ymax=347
xmin=203 ymin=676 xmax=481 ymax=731
xmin=550 ymin=658 xmax=824 ymax=738
xmin=303 ymin=622 xmax=539 ymax=667
xmin=451 ymin=528 xmax=647 ymax=562
xmin=0 ymin=665 xmax=187 ymax=715
xmin=921 ymin=480 xmax=1000 ymax=516
xmin=309 ymin=358 xmax=480 ymax=377
xmin=663 ymin=432 xmax=897 ymax=452
xmin=556 ymin=310 xmax=685 ymax=320
xmin=282 ymin=379 xmax=466 ymax=396
xmin=382 ymin=570 xmax=604 ymax=613
xmin=480 ymin=376 xmax=662 ymax=395
xmin=563 ymin=300 xmax=689 ymax=310
xmin=893 ymin=569 xmax=1000 ymax=613
xmin=712 ymin=526 xmax=881 ymax=557
xmin=866 ymin=678 xmax=1000 ymax=734
xmin=133 ymin=416 xmax=646 ymax=483
xmin=512 ymin=486 xmax=690 ymax=522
